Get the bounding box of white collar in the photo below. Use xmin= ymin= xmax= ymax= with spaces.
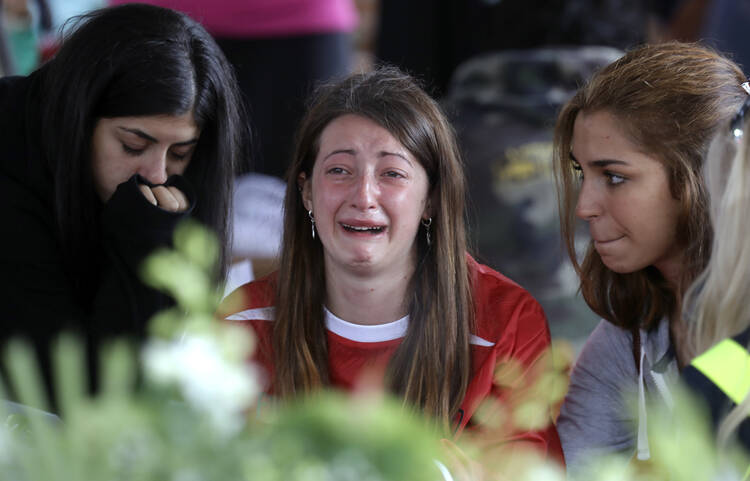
xmin=324 ymin=307 xmax=408 ymax=343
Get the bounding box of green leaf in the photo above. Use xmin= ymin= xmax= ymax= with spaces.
xmin=52 ymin=334 xmax=86 ymax=420
xmin=174 ymin=219 xmax=219 ymax=272
xmin=141 ymin=249 xmax=216 ymax=313
xmin=4 ymin=341 xmax=49 ymax=415
xmin=99 ymin=341 xmax=136 ymax=401
xmin=3 ymin=340 xmax=65 ymax=480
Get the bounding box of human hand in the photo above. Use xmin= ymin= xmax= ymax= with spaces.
xmin=137 ymin=184 xmax=189 ymax=212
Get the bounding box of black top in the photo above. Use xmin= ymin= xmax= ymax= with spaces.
xmin=0 ymin=73 xmax=195 ymax=409
xmin=683 ymin=326 xmax=750 ymax=453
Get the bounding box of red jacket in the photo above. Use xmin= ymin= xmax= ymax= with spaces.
xmin=222 ymin=255 xmax=563 ymax=462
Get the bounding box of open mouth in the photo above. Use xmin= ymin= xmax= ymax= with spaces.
xmin=340 ymin=223 xmax=386 ymax=234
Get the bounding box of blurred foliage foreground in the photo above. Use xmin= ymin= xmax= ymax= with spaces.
xmin=0 ymin=221 xmax=748 ymax=480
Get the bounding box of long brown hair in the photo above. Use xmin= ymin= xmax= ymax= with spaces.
xmin=273 ymin=67 xmax=473 ymax=422
xmin=554 ymin=42 xmax=746 ymax=331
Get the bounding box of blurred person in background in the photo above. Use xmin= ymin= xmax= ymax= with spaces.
xmin=552 ymin=42 xmax=746 ymax=472
xmin=651 ymin=0 xmax=750 ymax=73
xmin=0 ymin=0 xmax=50 ymax=75
xmin=376 ymin=0 xmax=652 ymax=97
xmin=0 ymin=0 xmax=107 ymax=72
xmin=0 ymin=4 xmax=249 ymax=408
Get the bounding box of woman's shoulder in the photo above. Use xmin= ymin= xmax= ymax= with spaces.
xmin=573 ymin=319 xmax=639 ymax=377
xmin=218 ymin=274 xmax=277 ymax=354
xmin=218 ymin=272 xmax=277 ymax=320
xmin=0 ymin=75 xmax=33 ymax=175
xmin=468 ymin=254 xmax=539 ymax=306
xmin=1 ymin=71 xmax=51 ymax=201
xmin=0 ymin=74 xmax=31 ymax=106
xmin=468 ymin=255 xmax=549 ymax=345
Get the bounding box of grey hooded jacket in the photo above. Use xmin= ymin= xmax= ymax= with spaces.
xmin=557 ymin=318 xmax=679 ymax=474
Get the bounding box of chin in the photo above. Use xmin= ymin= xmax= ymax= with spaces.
xmin=601 ymin=259 xmax=644 ymax=275
xmin=337 ymin=252 xmax=376 ymax=269
xmin=345 ymin=247 xmax=378 ymax=263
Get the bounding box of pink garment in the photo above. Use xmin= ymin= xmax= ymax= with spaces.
xmin=109 ymin=0 xmax=358 ymax=38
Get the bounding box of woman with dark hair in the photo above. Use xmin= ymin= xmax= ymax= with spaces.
xmin=222 ymin=67 xmax=563 ymax=461
xmin=552 ymin=42 xmax=746 ymax=471
xmin=0 ymin=4 xmax=248 ymax=402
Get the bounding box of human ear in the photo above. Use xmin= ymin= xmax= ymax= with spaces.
xmin=298 ymin=172 xmax=312 ymax=211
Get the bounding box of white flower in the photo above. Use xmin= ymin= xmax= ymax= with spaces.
xmin=142 ymin=332 xmax=260 ymax=436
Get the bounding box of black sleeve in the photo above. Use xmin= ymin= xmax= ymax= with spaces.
xmin=683 ymin=352 xmax=750 ymax=454
xmin=0 ymin=173 xmax=195 ymax=407
xmin=94 ymin=174 xmax=195 ymax=338
xmin=682 ymin=364 xmax=729 ymax=432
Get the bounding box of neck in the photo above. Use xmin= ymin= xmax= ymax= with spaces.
xmin=324 ymin=262 xmax=415 ymax=326
xmin=655 ymin=251 xmax=685 ymax=294
xmin=669 ymin=289 xmax=695 ymax=369
xmin=654 ymin=251 xmax=693 ymax=368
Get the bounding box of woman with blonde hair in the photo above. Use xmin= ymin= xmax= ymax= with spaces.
xmin=552 ymin=42 xmax=747 ymax=470
xmin=222 ymin=66 xmax=563 ymax=461
xmin=682 ymin=87 xmax=750 ymax=452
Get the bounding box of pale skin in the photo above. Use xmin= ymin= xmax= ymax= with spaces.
xmin=90 ymin=113 xmax=199 ymax=212
xmin=572 ymin=109 xmax=690 ymax=365
xmin=299 ymin=114 xmax=431 ymax=325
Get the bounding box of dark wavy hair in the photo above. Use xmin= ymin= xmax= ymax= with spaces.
xmin=36 ymin=3 xmax=248 ymax=293
xmin=272 ymin=66 xmax=473 ymax=423
xmin=554 ymin=42 xmax=746 ymax=333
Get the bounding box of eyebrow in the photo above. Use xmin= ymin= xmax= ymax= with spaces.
xmin=380 ymin=150 xmax=413 ymax=167
xmin=324 ymin=149 xmax=356 ymax=160
xmin=118 ymin=127 xmax=199 ymax=146
xmin=323 ymin=149 xmax=413 ymax=167
xmin=569 ymin=152 xmax=628 ymax=167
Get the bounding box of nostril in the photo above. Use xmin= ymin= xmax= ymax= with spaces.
xmin=141 ymin=173 xmax=166 ymax=187
xmin=139 ymin=163 xmax=168 ymax=185
xmin=351 ymin=178 xmax=378 ymax=208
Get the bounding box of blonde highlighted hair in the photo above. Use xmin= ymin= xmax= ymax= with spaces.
xmin=687 ymin=108 xmax=750 ymax=355
xmin=685 ymin=100 xmax=750 ymax=447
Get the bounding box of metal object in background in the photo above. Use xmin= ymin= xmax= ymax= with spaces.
xmin=443 ymin=46 xmax=623 ymax=341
